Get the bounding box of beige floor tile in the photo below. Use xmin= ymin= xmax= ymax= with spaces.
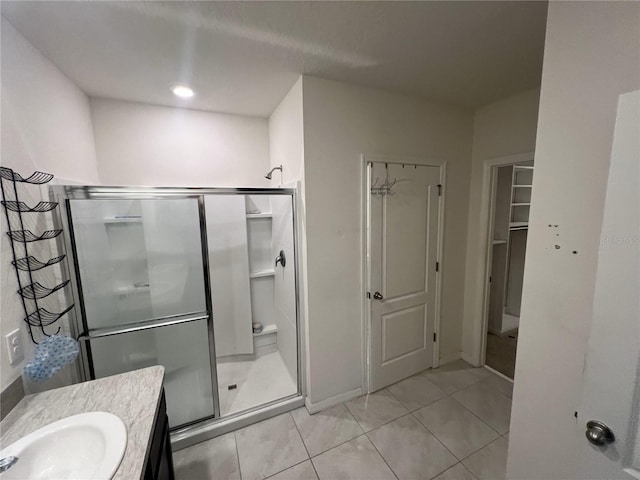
xmin=413 ymin=397 xmax=499 ymax=460
xmin=452 ymin=382 xmax=512 ymax=434
xmin=368 ymin=415 xmax=457 ymax=480
xmin=312 ymin=436 xmax=396 ymax=480
xmin=421 ymin=361 xmax=482 ymax=394
xmin=467 ymin=366 xmax=492 ymax=380
xmin=462 ymin=437 xmax=509 ymax=480
xmin=345 ymin=389 xmax=409 ymax=432
xmin=173 ymin=432 xmax=240 ymax=480
xmin=291 ymin=405 xmax=363 ymax=456
xmin=433 ymin=463 xmax=477 ymax=480
xmin=266 ymin=461 xmax=319 ymax=480
xmin=235 ymin=413 xmax=309 ymax=480
xmin=481 ymin=372 xmax=514 ymax=398
xmin=388 ymin=374 xmax=446 ymax=411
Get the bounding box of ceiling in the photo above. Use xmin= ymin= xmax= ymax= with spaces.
xmin=1 ymin=1 xmax=548 ymax=117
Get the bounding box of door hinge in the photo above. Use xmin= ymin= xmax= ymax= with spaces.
xmin=433 ymin=332 xmax=437 ymax=342
xmin=437 ymin=184 xmax=442 ymax=196
xmin=435 ymin=262 xmax=440 ymax=272
xmin=367 ymin=292 xmax=371 ymax=299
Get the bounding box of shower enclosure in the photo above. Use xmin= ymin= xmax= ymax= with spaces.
xmin=52 ymin=186 xmax=303 ymax=443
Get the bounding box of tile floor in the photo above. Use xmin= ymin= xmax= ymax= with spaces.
xmin=173 ymin=360 xmax=513 ymax=480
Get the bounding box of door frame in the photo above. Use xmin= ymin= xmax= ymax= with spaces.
xmin=474 ymin=152 xmax=535 ymax=367
xmin=361 ymin=154 xmax=446 ymax=394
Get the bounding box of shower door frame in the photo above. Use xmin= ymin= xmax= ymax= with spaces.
xmin=52 ymin=186 xmax=305 ymax=440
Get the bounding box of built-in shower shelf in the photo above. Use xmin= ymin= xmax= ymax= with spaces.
xmin=253 ymin=324 xmax=277 ymax=337
xmin=250 ymin=269 xmax=275 ymax=279
xmin=104 ymin=216 xmax=143 ymax=224
xmin=246 ymin=213 xmax=272 ymax=219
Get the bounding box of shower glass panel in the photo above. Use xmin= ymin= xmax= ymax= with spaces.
xmin=90 ymin=318 xmax=214 ymax=427
xmin=206 ymin=194 xmax=298 ymax=416
xmin=68 ymin=197 xmax=214 ymax=429
xmin=69 ymin=198 xmax=206 ymax=329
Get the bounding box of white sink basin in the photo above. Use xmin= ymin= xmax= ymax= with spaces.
xmin=0 ymin=411 xmax=127 ymax=480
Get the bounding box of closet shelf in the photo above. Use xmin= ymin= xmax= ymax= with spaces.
xmin=13 ymin=255 xmax=66 ymax=272
xmin=246 ymin=213 xmax=273 ymax=219
xmin=512 ymin=185 xmax=532 ymax=188
xmin=514 ymin=166 xmax=534 ymax=170
xmin=492 ymin=240 xmax=507 ymax=245
xmin=509 ymin=222 xmax=529 ymax=231
xmin=1 ymin=201 xmax=58 ymax=213
xmin=250 ymin=269 xmax=275 ymax=279
xmin=511 ymin=203 xmax=531 ymax=207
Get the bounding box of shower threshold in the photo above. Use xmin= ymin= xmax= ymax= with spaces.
xmin=170 ymin=394 xmax=305 ymax=451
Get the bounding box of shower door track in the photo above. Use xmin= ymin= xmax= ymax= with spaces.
xmin=51 ymin=185 xmax=305 ymax=446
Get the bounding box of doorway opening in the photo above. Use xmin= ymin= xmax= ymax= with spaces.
xmin=483 ymin=161 xmax=533 ymax=379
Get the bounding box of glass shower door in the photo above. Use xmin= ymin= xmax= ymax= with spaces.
xmin=68 ymin=197 xmax=215 ymax=428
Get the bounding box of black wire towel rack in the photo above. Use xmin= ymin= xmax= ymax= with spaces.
xmin=0 ymin=166 xmax=74 ymax=343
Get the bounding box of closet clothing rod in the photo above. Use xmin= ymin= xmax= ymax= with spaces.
xmin=368 ymin=161 xmax=434 ymax=169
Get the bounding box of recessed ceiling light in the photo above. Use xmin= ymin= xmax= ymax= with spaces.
xmin=172 ymin=85 xmax=194 ymax=98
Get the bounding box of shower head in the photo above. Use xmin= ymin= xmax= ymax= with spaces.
xmin=265 ymin=165 xmax=283 ymax=180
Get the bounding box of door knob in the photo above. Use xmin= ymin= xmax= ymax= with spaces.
xmin=275 ymin=250 xmax=286 ymax=268
xmin=373 ymin=292 xmax=383 ymax=300
xmin=585 ymin=420 xmax=615 ymax=446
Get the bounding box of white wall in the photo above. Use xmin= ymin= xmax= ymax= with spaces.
xmin=508 ymin=2 xmax=640 ymax=478
xmin=268 ymin=78 xmax=307 ymax=388
xmin=269 ymin=78 xmax=304 ymax=187
xmin=1 ymin=18 xmax=98 ymax=390
xmin=461 ymin=88 xmax=540 ymax=364
xmin=301 ymin=77 xmax=474 ymax=405
xmin=90 ymin=98 xmax=270 ymax=187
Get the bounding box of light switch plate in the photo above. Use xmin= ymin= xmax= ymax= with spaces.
xmin=5 ymin=328 xmax=24 ymax=366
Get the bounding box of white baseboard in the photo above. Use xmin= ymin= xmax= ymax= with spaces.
xmin=438 ymin=351 xmax=462 ymax=366
xmin=304 ymin=387 xmax=362 ymax=414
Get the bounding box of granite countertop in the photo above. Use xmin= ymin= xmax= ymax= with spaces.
xmin=0 ymin=366 xmax=165 ymax=480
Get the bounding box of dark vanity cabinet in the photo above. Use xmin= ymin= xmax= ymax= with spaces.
xmin=144 ymin=390 xmax=175 ymax=480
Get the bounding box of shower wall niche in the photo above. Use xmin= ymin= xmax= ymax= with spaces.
xmin=57 ymin=187 xmax=300 ymax=432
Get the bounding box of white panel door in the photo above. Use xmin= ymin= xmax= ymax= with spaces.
xmin=368 ymin=162 xmax=441 ymax=392
xmin=205 ymin=195 xmax=254 ymax=357
xmin=573 ymin=91 xmax=640 ymax=478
